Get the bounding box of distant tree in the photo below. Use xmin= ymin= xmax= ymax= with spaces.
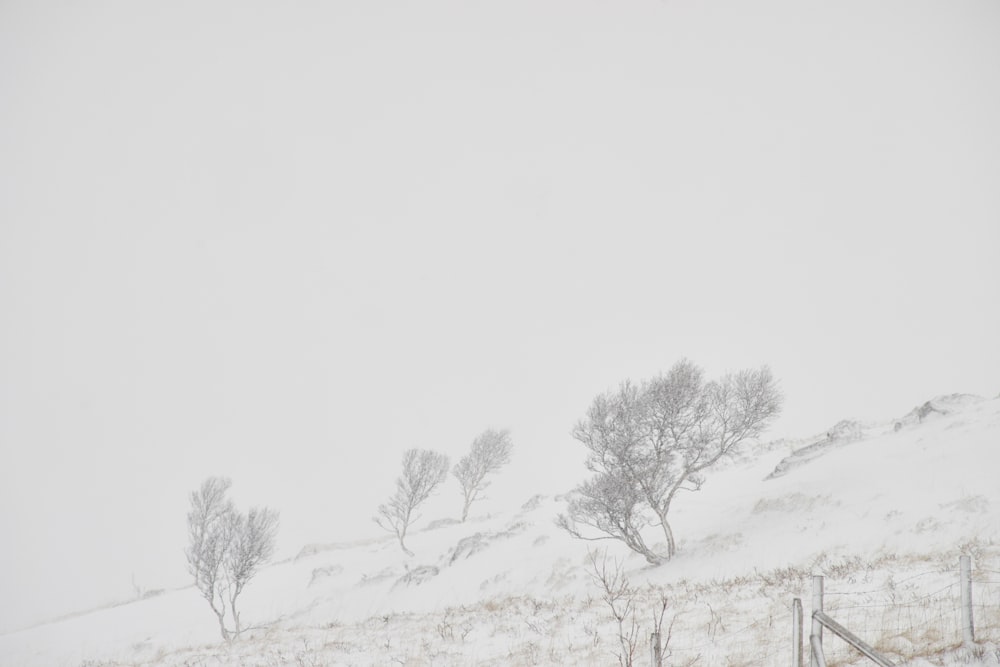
xmin=558 ymin=360 xmax=781 ymax=564
xmin=452 ymin=428 xmax=513 ymax=521
xmin=185 ymin=477 xmax=279 ymax=642
xmin=375 ymin=449 xmax=450 ymax=555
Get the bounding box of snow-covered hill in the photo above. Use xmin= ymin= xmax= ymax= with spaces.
xmin=3 ymin=395 xmax=1000 ymax=666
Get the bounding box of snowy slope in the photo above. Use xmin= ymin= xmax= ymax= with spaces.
xmin=3 ymin=395 xmax=1000 ymax=666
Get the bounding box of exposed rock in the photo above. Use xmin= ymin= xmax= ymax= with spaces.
xmin=826 ymin=419 xmax=863 ymax=441
xmin=766 ymin=420 xmax=864 ymax=479
xmin=295 ymin=536 xmax=386 ymax=560
xmin=358 ymin=567 xmax=397 ymax=586
xmin=394 ymin=565 xmax=439 ymax=587
xmin=309 ymin=564 xmax=344 ymax=586
xmin=941 ymin=495 xmax=990 ymax=514
xmin=895 ymin=394 xmax=985 ymax=430
xmin=520 ymin=494 xmax=547 ymax=512
xmin=752 ymin=492 xmax=830 ymax=513
xmin=447 ymin=522 xmax=527 ymax=563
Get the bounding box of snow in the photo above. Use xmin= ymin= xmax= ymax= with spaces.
xmin=2 ymin=395 xmax=1000 ymax=666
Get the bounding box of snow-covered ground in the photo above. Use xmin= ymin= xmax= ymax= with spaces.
xmin=3 ymin=394 xmax=1000 ymax=666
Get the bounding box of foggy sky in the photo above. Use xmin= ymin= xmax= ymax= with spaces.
xmin=1 ymin=0 xmax=998 ymax=633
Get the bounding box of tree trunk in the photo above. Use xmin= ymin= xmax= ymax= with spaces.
xmin=660 ymin=518 xmax=676 ymax=559
xmin=622 ymin=525 xmax=666 ymax=565
xmin=213 ymin=607 xmax=230 ymax=642
xmin=642 ymin=550 xmax=666 ymax=566
xmin=207 ymin=591 xmax=232 ymax=642
xmin=399 ymin=536 xmax=414 ymax=556
xmin=648 ymin=506 xmax=676 ymax=560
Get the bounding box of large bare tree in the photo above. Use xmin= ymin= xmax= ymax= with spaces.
xmin=185 ymin=477 xmax=279 ymax=642
xmin=452 ymin=428 xmax=513 ymax=521
xmin=558 ymin=360 xmax=781 ymax=564
xmin=374 ymin=449 xmax=449 ymax=555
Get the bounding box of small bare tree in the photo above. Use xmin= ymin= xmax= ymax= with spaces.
xmin=559 ymin=360 xmax=781 ymax=563
xmin=375 ymin=449 xmax=449 ymax=555
xmin=650 ymin=592 xmax=670 ymax=667
xmin=452 ymin=428 xmax=513 ymax=521
xmin=185 ymin=477 xmax=279 ymax=642
xmin=588 ymin=549 xmax=640 ymax=667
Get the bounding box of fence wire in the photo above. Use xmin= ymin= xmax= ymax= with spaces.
xmin=797 ymin=563 xmax=999 ymax=667
xmin=972 ymin=578 xmax=1000 ymax=644
xmin=614 ymin=559 xmax=1000 ymax=666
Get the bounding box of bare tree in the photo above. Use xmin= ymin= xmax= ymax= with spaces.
xmin=559 ymin=360 xmax=781 ymax=563
xmin=452 ymin=428 xmax=513 ymax=521
xmin=185 ymin=477 xmax=279 ymax=642
xmin=588 ymin=549 xmax=640 ymax=667
xmin=375 ymin=449 xmax=449 ymax=555
xmin=650 ymin=592 xmax=669 ymax=667
xmin=556 ymin=465 xmax=662 ymax=564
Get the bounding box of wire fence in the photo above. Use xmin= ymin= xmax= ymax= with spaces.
xmin=805 ymin=559 xmax=1000 ymax=667
xmin=626 ymin=557 xmax=1000 ymax=667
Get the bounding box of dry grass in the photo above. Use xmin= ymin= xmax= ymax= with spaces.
xmin=75 ymin=544 xmax=1000 ymax=666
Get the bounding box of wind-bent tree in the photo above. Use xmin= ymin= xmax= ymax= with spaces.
xmin=558 ymin=360 xmax=781 ymax=564
xmin=185 ymin=477 xmax=279 ymax=642
xmin=375 ymin=449 xmax=449 ymax=555
xmin=452 ymin=428 xmax=513 ymax=521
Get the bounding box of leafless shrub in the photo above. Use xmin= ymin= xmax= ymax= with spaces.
xmin=660 ymin=608 xmax=696 ymax=666
xmin=185 ymin=476 xmax=279 ymax=642
xmin=375 ymin=449 xmax=449 ymax=555
xmin=436 ymin=610 xmax=455 ymax=641
xmin=560 ymin=360 xmax=781 ymax=563
xmin=524 ymin=640 xmax=541 ymax=664
xmin=587 ymin=549 xmax=640 ymax=667
xmin=650 ymin=592 xmax=670 ymax=667
xmin=452 ymin=428 xmax=513 ymax=521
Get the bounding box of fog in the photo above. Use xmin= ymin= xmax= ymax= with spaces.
xmin=1 ymin=0 xmax=998 ymax=633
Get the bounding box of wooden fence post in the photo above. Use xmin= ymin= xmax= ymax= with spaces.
xmin=810 ymin=575 xmax=824 ymax=667
xmin=793 ymin=598 xmax=803 ymax=667
xmin=960 ymin=554 xmax=975 ymax=646
xmin=810 ymin=634 xmax=828 ymax=667
xmin=813 ymin=611 xmax=895 ymax=666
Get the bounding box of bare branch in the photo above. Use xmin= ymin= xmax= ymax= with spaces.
xmin=587 ymin=549 xmax=640 ymax=667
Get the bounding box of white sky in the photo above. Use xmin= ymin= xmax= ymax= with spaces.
xmin=1 ymin=0 xmax=998 ymax=634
